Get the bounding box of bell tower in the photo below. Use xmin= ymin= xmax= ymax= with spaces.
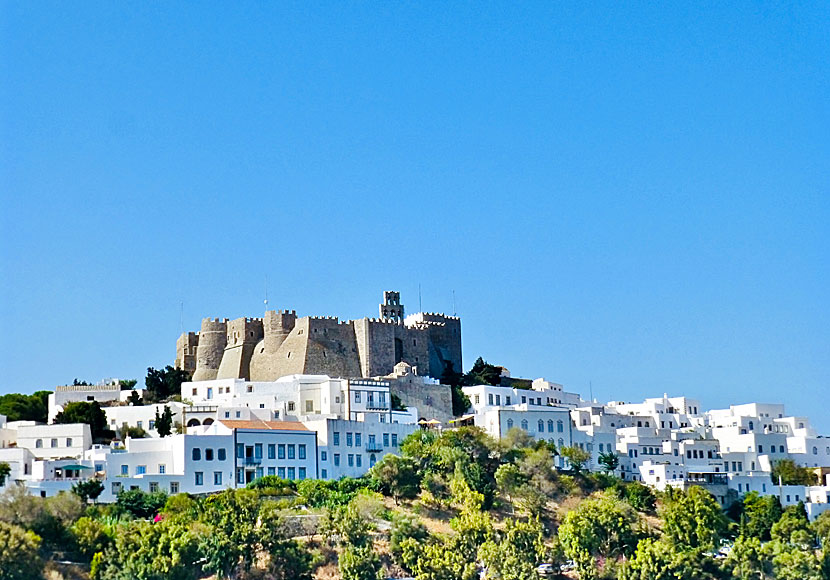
xmin=379 ymin=291 xmax=404 ymax=323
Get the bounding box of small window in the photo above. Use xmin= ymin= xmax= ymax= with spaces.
xmin=195 ymin=472 xmax=204 ymax=486
xmin=214 ymin=472 xmax=222 ymax=485
xmin=192 ymin=448 xmax=201 ymax=461
xmin=218 ymin=448 xmax=226 ymax=461
xmin=205 ymin=448 xmax=214 ymax=461
xmin=51 ymin=438 xmax=58 ymax=448
xmin=66 ymin=438 xmax=73 ymax=447
xmin=288 ymin=402 xmax=295 ymax=412
xmin=159 ymin=464 xmax=166 ymax=474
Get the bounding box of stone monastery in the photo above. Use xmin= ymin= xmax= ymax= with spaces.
xmin=175 ymin=291 xmax=462 ymax=383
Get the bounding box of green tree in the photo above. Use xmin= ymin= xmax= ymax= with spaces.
xmin=741 ymin=491 xmax=783 ymax=541
xmin=619 ymin=537 xmax=720 ymax=580
xmin=813 ymin=509 xmax=830 ymax=547
xmin=95 ymin=518 xmax=203 ymax=580
xmin=72 ymin=478 xmax=105 ymax=503
xmin=0 ymin=462 xmax=10 ymax=487
xmin=71 ymin=516 xmax=113 ymax=561
xmin=144 ymin=366 xmax=190 ymax=403
xmin=622 ymin=481 xmax=656 ymax=513
xmin=770 ymin=503 xmax=814 ymax=548
xmin=115 ymin=489 xmax=167 ymax=519
xmin=462 ymin=357 xmax=502 ymax=386
xmin=369 ymin=453 xmax=420 ymax=504
xmin=724 ymin=535 xmax=769 ymax=580
xmin=340 ymin=544 xmax=382 ymax=580
xmin=127 ymin=390 xmax=143 ymax=406
xmin=0 ymin=391 xmax=50 ymax=423
xmin=478 ymin=517 xmax=547 ymax=580
xmin=54 ymin=401 xmax=109 ymax=441
xmin=560 ymin=445 xmax=591 ymax=474
xmin=770 ymin=544 xmax=823 ymax=580
xmin=598 ymin=451 xmax=619 ymax=473
xmin=660 ymin=486 xmax=728 ymax=552
xmin=154 ymin=405 xmax=174 ymax=437
xmin=390 ymin=513 xmax=428 ymax=566
xmin=558 ymin=491 xmax=641 ymax=579
xmin=0 ymin=521 xmax=43 ymax=580
xmin=770 ymin=459 xmax=818 ymax=486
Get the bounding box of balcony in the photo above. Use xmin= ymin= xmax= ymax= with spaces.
xmin=243 ymin=457 xmax=262 ymax=465
xmin=365 ymin=442 xmax=384 ymax=453
xmin=365 ymin=402 xmax=389 ymax=411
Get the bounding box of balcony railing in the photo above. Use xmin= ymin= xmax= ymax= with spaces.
xmin=243 ymin=457 xmax=262 ymax=465
xmin=365 ymin=442 xmax=383 ymax=453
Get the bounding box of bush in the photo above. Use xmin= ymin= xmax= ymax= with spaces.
xmin=114 ymin=488 xmax=168 ymax=519
xmin=0 ymin=521 xmax=43 ymax=580
xmin=246 ymin=475 xmax=297 ymax=494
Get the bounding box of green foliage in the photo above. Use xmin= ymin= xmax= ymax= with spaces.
xmin=770 ymin=503 xmax=813 ymax=548
xmin=54 ymin=401 xmax=110 ymax=441
xmin=114 ymin=489 xmax=168 ymax=519
xmin=297 ymin=477 xmax=372 ymax=508
xmin=478 ymin=517 xmax=547 ymax=580
xmin=0 ymin=462 xmax=10 ymax=487
xmin=339 ymin=544 xmax=382 ymax=580
xmin=619 ymin=537 xmax=720 ymax=580
xmin=724 ymin=535 xmax=769 ymax=580
xmin=119 ymin=425 xmax=148 ymax=439
xmin=154 ymin=405 xmax=173 ymax=437
xmin=369 ymin=453 xmax=420 ymax=503
xmin=450 ymin=384 xmax=471 ymax=417
xmin=400 ymin=535 xmax=478 ymax=580
xmin=94 ymin=518 xmax=203 ymax=580
xmin=118 ymin=379 xmax=138 ymax=390
xmin=462 ymin=357 xmax=502 ymax=387
xmin=127 ymin=390 xmax=143 ymax=406
xmin=770 ymin=459 xmax=818 ymax=486
xmin=72 ymin=478 xmax=105 ymax=503
xmin=0 ymin=391 xmax=50 ymax=423
xmin=558 ymin=491 xmax=641 ymax=578
xmin=741 ymin=491 xmax=783 ymax=541
xmin=391 ymin=393 xmax=406 ymax=411
xmin=0 ymin=485 xmax=65 ymax=547
xmin=0 ymin=520 xmax=43 ymax=580
xmin=390 ymin=513 xmax=428 ymax=565
xmin=598 ymin=451 xmax=619 ymax=473
xmin=660 ymin=486 xmax=728 ymax=552
xmin=769 ymin=542 xmax=824 ymax=580
xmin=621 ymin=481 xmax=656 ymax=513
xmin=246 ymin=475 xmax=297 ymax=493
xmin=560 ymin=445 xmax=591 ymax=474
xmin=144 ymin=366 xmax=190 ymax=403
xmin=71 ymin=516 xmax=113 ymax=560
xmin=813 ymin=509 xmax=830 ymax=547
xmin=321 ymin=503 xmax=373 ymax=548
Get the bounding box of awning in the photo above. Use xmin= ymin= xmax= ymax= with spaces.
xmin=60 ymin=464 xmax=92 ymax=470
xmin=418 ymin=419 xmax=442 ymax=425
xmin=449 ymin=414 xmax=475 ymax=423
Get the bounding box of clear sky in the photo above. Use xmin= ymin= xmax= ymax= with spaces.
xmin=1 ymin=3 xmax=828 ymax=430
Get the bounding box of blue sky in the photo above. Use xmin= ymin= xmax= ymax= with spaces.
xmin=1 ymin=3 xmax=828 ymax=430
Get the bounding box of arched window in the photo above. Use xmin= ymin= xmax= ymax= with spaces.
xmin=506 ymin=418 xmax=514 ymax=429
xmin=35 ymin=439 xmax=43 ymax=448
xmin=749 ymin=421 xmax=753 ymax=431
xmin=547 ymin=420 xmax=554 ymax=433
xmin=521 ymin=419 xmax=529 ymax=431
xmin=538 ymin=420 xmax=544 ymax=433
xmin=187 ymin=418 xmax=201 ymax=427
xmin=780 ymin=445 xmax=785 ymax=453
xmin=813 ymin=447 xmax=818 ymax=455
xmin=370 ymin=454 xmax=376 ymax=467
xmin=558 ymin=438 xmax=565 ymax=448
xmin=598 ymin=443 xmax=604 ymax=452
xmin=557 ymin=420 xmax=564 ymax=433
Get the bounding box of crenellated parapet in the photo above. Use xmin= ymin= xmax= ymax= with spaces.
xmin=178 ymin=291 xmax=462 ymax=382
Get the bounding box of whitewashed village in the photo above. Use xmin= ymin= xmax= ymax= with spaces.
xmin=1 ymin=291 xmax=828 ymax=521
